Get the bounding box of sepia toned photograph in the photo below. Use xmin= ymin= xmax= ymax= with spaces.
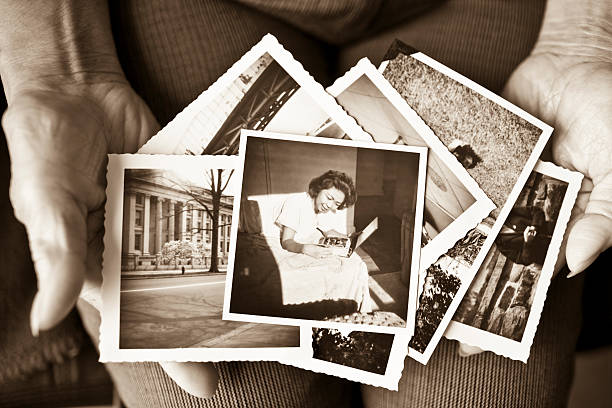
xmin=139 ymin=34 xmax=372 ymax=156
xmin=446 ymin=161 xmax=583 ymax=361
xmin=224 ymin=130 xmax=426 ymax=334
xmin=375 ymin=44 xmax=553 ymax=364
xmin=311 ymin=328 xmax=395 ymax=375
xmin=100 ymin=154 xmax=302 ymax=362
xmin=327 ymin=58 xmax=496 ymax=274
xmin=278 ymin=327 xmax=410 ymax=391
xmin=381 ymin=46 xmax=546 ymax=212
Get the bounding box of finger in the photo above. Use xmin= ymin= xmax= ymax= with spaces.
xmin=566 ymin=172 xmax=612 ymax=276
xmin=11 ymin=184 xmax=87 ymax=335
xmin=457 ymin=342 xmax=484 ymax=357
xmin=160 ymin=362 xmax=219 ymax=398
xmin=566 ymin=214 xmax=612 ymax=276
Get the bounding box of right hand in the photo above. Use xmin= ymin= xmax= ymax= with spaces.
xmin=3 ymin=79 xmax=218 ymax=398
xmin=302 ymin=244 xmax=335 ymax=259
xmin=4 ymin=80 xmax=157 ymax=333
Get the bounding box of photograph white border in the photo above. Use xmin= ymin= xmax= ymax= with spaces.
xmin=444 ymin=160 xmax=583 ymax=362
xmin=399 ymin=60 xmax=552 ymax=366
xmin=100 ymin=154 xmax=305 ymax=362
xmin=278 ymin=328 xmax=409 ymax=391
xmin=327 ymin=57 xmax=496 ymax=274
xmin=222 ymin=129 xmax=427 ymax=335
xmin=138 ymin=33 xmax=373 ymax=155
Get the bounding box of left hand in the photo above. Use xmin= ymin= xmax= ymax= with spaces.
xmin=459 ymin=37 xmax=612 ymax=358
xmin=503 ymin=52 xmax=612 ymax=278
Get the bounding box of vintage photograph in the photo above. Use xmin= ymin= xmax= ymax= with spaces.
xmin=377 ymin=44 xmax=553 ymax=364
xmin=327 ymin=58 xmax=495 ymax=273
xmin=446 ymin=161 xmax=583 ymax=361
xmin=224 ymin=130 xmax=426 ymax=334
xmin=139 ymin=34 xmax=372 ymax=156
xmin=278 ymin=328 xmax=409 ymax=391
xmin=381 ymin=45 xmax=546 ymax=212
xmin=100 ymin=154 xmax=302 ymax=362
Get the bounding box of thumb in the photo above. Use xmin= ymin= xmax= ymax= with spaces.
xmin=566 ymin=172 xmax=612 ymax=276
xmin=10 ymin=183 xmax=87 ymax=335
xmin=457 ymin=342 xmax=484 ymax=357
xmin=160 ymin=362 xmax=219 ymax=398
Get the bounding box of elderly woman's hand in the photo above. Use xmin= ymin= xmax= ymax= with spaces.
xmin=1 ymin=0 xmax=220 ymax=398
xmin=503 ymin=54 xmax=612 ymax=277
xmin=4 ymin=81 xmax=157 ymax=332
xmin=458 ymin=0 xmax=612 ymax=358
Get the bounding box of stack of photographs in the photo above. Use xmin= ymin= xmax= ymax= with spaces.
xmin=99 ymin=35 xmax=583 ymax=390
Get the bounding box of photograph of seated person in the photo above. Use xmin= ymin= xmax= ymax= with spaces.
xmin=230 ymin=134 xmax=423 ymax=333
xmin=229 ymin=136 xmax=398 ymax=323
xmin=277 ymin=170 xmax=357 ymax=259
xmin=495 ymin=206 xmax=551 ymax=266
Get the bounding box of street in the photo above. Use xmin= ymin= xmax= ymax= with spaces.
xmin=119 ymin=274 xmax=299 ymax=349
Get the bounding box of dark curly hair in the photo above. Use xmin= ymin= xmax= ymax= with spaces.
xmin=307 ymin=170 xmax=357 ymax=210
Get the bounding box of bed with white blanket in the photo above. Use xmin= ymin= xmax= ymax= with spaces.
xmin=230 ymin=196 xmax=372 ymax=320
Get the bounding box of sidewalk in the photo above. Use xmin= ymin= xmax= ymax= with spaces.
xmin=121 ymin=266 xmax=227 ymax=280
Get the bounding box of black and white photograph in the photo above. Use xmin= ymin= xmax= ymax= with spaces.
xmin=446 ymin=161 xmax=583 ymax=361
xmin=139 ymin=34 xmax=372 ymax=156
xmin=373 ymin=46 xmax=553 ymax=364
xmin=100 ymin=154 xmax=302 ymax=362
xmin=278 ymin=327 xmax=410 ymax=390
xmin=326 ymin=58 xmax=496 ymax=274
xmin=381 ymin=47 xmax=546 ymax=213
xmin=224 ymin=130 xmax=426 ymax=334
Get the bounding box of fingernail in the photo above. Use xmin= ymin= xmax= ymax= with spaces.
xmin=567 ymin=259 xmax=589 ymax=278
xmin=30 ymin=292 xmax=41 ymax=337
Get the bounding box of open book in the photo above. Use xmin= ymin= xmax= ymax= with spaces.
xmin=318 ymin=217 xmax=379 ymax=257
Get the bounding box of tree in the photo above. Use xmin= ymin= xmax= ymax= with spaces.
xmin=160 ymin=240 xmax=199 ymax=268
xmin=151 ymin=168 xmax=234 ymax=273
xmin=181 ymin=169 xmax=234 ymax=273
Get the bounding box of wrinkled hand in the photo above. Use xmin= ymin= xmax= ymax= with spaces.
xmin=302 ymin=244 xmax=335 ymax=259
xmin=503 ymin=52 xmax=612 ymax=277
xmin=3 ymin=81 xmax=218 ymax=397
xmin=458 ymin=48 xmax=612 ymax=358
xmin=4 ymin=81 xmax=157 ymax=333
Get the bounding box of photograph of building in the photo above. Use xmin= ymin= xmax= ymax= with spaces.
xmin=121 ymin=169 xmax=234 ymax=275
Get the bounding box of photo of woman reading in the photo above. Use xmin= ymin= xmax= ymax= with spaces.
xmin=276 ymin=170 xmax=357 ymax=259
xmin=229 ymin=133 xmax=423 ymax=331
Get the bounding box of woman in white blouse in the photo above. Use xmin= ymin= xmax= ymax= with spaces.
xmin=276 ymin=170 xmax=357 ymax=259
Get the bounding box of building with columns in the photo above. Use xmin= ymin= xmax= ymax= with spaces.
xmin=121 ymin=169 xmax=233 ymax=272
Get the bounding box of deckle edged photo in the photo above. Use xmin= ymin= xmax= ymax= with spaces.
xmin=445 ymin=161 xmax=583 ymax=362
xmin=326 ymin=57 xmax=495 ymax=277
xmin=277 ymin=328 xmax=410 ymax=390
xmin=100 ymin=154 xmax=301 ymax=362
xmin=380 ymin=42 xmax=552 ymax=364
xmin=139 ymin=33 xmax=371 ymax=156
xmin=223 ymin=130 xmax=427 ymax=335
